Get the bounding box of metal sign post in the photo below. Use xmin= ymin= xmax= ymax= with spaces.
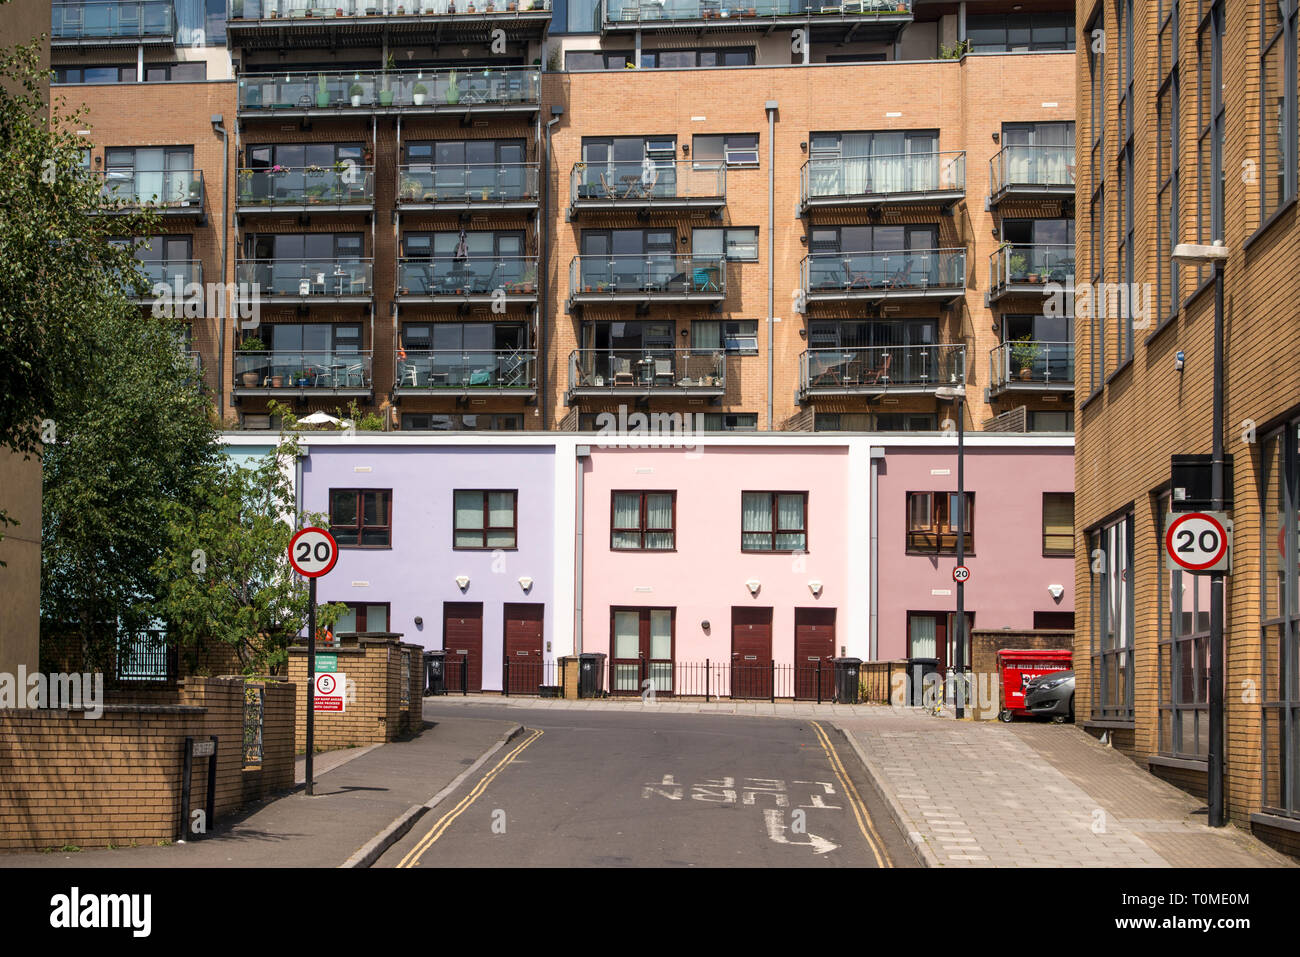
xmin=307 ymin=576 xmax=316 ymax=796
xmin=288 ymin=526 xmax=339 ymax=798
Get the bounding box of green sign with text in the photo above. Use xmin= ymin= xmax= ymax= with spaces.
xmin=317 ymin=654 xmax=338 ymax=673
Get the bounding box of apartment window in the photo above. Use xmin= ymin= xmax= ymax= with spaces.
xmin=1155 ymin=494 xmax=1211 ymax=759
xmin=1262 ymin=417 xmax=1300 ymax=815
xmin=1116 ymin=0 xmax=1135 ymax=361
xmin=967 ymin=12 xmax=1075 ymax=51
xmin=1196 ymin=0 xmax=1225 ymax=285
xmin=144 ymin=62 xmax=207 ymax=82
xmin=692 ymin=134 xmax=759 ymax=167
xmin=104 ymin=146 xmax=195 ymax=203
xmin=248 ymin=142 xmax=365 ymax=170
xmin=741 ymin=492 xmax=807 ymax=552
xmin=1261 ymin=0 xmax=1299 ymax=216
xmin=611 ymin=491 xmax=675 ymax=550
xmin=907 ymin=612 xmax=972 ymax=676
xmin=1034 ymin=611 xmax=1075 ymax=630
xmin=335 ymin=603 xmax=390 ymax=635
xmin=611 ymin=608 xmax=674 ymax=694
xmin=566 ymin=50 xmax=633 ymax=70
xmin=54 ymin=65 xmax=136 ymax=83
xmin=643 ymin=49 xmax=754 ymax=68
xmin=1043 ymin=493 xmax=1075 ymax=556
xmin=1087 ymin=7 xmax=1105 ymax=390
xmin=453 ymin=490 xmax=518 ymax=549
xmin=906 ymin=492 xmax=974 ymax=554
xmin=1089 ymin=513 xmax=1135 ymax=721
xmin=1157 ymin=0 xmax=1180 ymax=323
xmin=330 ymin=489 xmax=392 ymax=548
xmin=400 ymin=413 xmax=522 ymax=431
xmin=692 ymin=227 xmax=758 ymax=261
xmin=701 ymin=413 xmax=758 ymax=431
xmin=692 ymin=320 xmax=758 ymax=354
xmin=1028 ymin=410 xmax=1074 ymax=432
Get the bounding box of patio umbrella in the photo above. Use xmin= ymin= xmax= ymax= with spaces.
xmin=641 ymin=154 xmax=655 ymax=187
xmin=298 ymin=411 xmax=342 ymax=427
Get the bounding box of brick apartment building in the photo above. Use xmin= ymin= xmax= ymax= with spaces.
xmin=50 ymin=0 xmax=1078 ymax=434
xmin=1072 ymin=0 xmax=1300 ymax=850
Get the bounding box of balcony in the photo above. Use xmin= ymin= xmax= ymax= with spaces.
xmin=227 ymin=0 xmax=552 ymax=50
xmin=236 ymin=166 xmax=374 ymax=216
xmin=397 ymin=163 xmax=540 ymax=211
xmin=567 ymin=349 xmax=726 ymax=400
xmin=797 ymin=344 xmax=965 ymax=400
xmin=568 ymin=161 xmax=726 ymax=218
xmin=95 ymin=169 xmax=205 ymax=220
xmin=52 ymin=1 xmax=175 ymax=46
xmin=393 ymin=349 xmax=536 ymax=397
xmin=986 ymin=243 xmax=1074 ymax=304
xmin=987 ymin=341 xmax=1074 ymax=397
xmin=232 ymin=350 xmax=373 ymax=399
xmin=987 ymin=145 xmax=1076 ymax=208
xmin=799 ymin=152 xmax=965 ymax=214
xmin=568 ymin=255 xmax=726 ymax=307
xmin=396 ymin=256 xmax=538 ymax=303
xmin=127 ymin=260 xmax=203 ymax=304
xmin=237 ymin=68 xmax=540 ymax=119
xmin=601 ymin=0 xmax=911 ymax=34
xmin=802 ymin=248 xmax=965 ymax=304
xmin=236 ymin=259 xmax=374 ymax=303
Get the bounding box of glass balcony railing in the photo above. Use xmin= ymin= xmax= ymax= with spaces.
xmin=397 ymin=256 xmax=538 ymax=296
xmin=52 ymin=1 xmax=175 ymax=41
xmin=570 ymin=255 xmax=726 ymax=298
xmin=603 ymin=0 xmax=911 ymax=26
xmin=802 ymin=248 xmax=965 ymax=297
xmin=237 ymin=166 xmax=374 ymax=208
xmin=798 ymin=344 xmax=965 ymax=395
xmin=569 ymin=349 xmax=726 ymax=392
xmin=230 ymin=0 xmax=551 ymax=19
xmin=989 ymin=341 xmax=1074 ymax=391
xmin=800 ymin=152 xmax=965 ymax=207
xmin=395 ymin=350 xmax=536 ymax=391
xmin=128 ymin=260 xmax=202 ymax=299
xmin=237 ymin=68 xmax=540 ymax=113
xmin=236 ymin=259 xmax=373 ymax=298
xmin=570 ymin=161 xmax=726 ymax=207
xmin=232 ymin=351 xmax=372 ymax=390
xmin=397 ymin=164 xmax=540 ymax=205
xmin=988 ymin=243 xmax=1075 ymax=295
xmin=988 ymin=145 xmax=1076 ymax=202
xmin=95 ymin=169 xmax=203 ymax=211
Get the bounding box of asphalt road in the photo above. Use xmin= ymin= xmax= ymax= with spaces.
xmin=379 ymin=703 xmax=917 ymax=868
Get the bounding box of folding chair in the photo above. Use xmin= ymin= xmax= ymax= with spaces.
xmin=861 ymin=352 xmax=892 ymax=385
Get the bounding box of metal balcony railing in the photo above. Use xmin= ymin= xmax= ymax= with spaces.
xmin=128 ymin=259 xmax=202 ymax=300
xmin=570 ymin=255 xmax=726 ymax=299
xmin=230 ymin=0 xmax=551 ymax=18
xmin=397 ymin=163 xmax=540 ymax=205
xmin=232 ymin=350 xmax=372 ymax=390
xmin=569 ymin=349 xmax=726 ymax=392
xmin=988 ymin=340 xmax=1074 ymax=392
xmin=236 ymin=259 xmax=373 ymax=298
xmin=988 ymin=145 xmax=1076 ymax=203
xmin=797 ymin=344 xmax=965 ymax=396
xmin=988 ymin=243 xmax=1075 ymax=296
xmin=602 ymin=0 xmax=911 ymax=26
xmin=397 ymin=256 xmax=539 ymax=297
xmin=800 ymin=151 xmax=965 ymax=208
xmin=570 ymin=160 xmax=726 ymax=208
xmin=802 ymin=248 xmax=965 ymax=299
xmin=237 ymin=166 xmax=374 ymax=208
xmin=95 ymin=169 xmax=203 ymax=211
xmin=53 ymin=1 xmax=175 ymax=41
xmin=394 ymin=350 xmax=536 ymax=391
xmin=237 ymin=67 xmax=540 ymax=113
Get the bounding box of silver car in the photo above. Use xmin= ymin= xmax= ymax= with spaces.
xmin=1023 ymin=670 xmax=1075 ymax=723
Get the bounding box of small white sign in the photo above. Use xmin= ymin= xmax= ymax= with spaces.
xmin=1165 ymin=511 xmax=1232 ymax=573
xmin=314 ymin=672 xmax=346 ymax=713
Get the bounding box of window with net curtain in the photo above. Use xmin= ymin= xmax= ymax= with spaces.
xmin=741 ymin=492 xmax=807 ymax=552
xmin=454 ymin=490 xmax=517 ymax=549
xmin=612 ymin=491 xmax=674 ymax=550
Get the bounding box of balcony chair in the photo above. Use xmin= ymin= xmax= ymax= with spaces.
xmin=612 ymin=358 xmax=635 ymax=387
xmin=653 ymin=358 xmax=675 ymax=387
xmin=884 ymin=259 xmax=913 ymax=288
xmin=398 ymin=362 xmax=419 ymax=388
xmin=599 ymin=172 xmax=620 ymax=199
xmin=338 ymin=362 xmax=366 ymax=388
xmin=861 ymin=351 xmax=891 ymax=385
xmin=692 ymin=265 xmax=721 ymax=292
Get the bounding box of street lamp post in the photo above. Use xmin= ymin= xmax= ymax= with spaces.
xmin=937 ymin=383 xmax=966 ymax=718
xmin=1172 ymin=239 xmax=1230 ymax=827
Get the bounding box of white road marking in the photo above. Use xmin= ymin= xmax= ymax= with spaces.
xmin=763 ymin=808 xmax=839 ymax=855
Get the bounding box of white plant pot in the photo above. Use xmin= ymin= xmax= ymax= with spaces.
xmin=412 ymin=93 xmax=426 ymax=105
xmin=351 ymin=94 xmax=362 ymax=106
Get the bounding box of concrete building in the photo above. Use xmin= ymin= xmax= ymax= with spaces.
xmin=1072 ymin=0 xmax=1300 ymax=851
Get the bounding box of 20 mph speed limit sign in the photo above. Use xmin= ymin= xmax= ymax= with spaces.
xmin=1165 ymin=511 xmax=1232 ymax=573
xmin=288 ymin=526 xmax=339 ymax=578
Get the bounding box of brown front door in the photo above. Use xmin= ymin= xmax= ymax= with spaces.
xmin=794 ymin=608 xmax=836 ymax=701
xmin=443 ymin=602 xmax=483 ymax=692
xmin=731 ymin=607 xmax=773 ymax=699
xmin=504 ymin=603 xmax=544 ymax=694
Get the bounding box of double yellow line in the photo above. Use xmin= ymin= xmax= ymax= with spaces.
xmin=397 ymin=727 xmax=543 ymax=869
xmin=809 ymin=721 xmax=892 ymax=868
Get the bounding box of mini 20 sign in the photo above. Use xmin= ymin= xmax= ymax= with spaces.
xmin=1164 ymin=511 xmax=1232 ymax=573
xmin=288 ymin=526 xmax=339 ymax=578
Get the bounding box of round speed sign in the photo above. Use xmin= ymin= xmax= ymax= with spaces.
xmin=288 ymin=526 xmax=339 ymax=578
xmin=1164 ymin=512 xmax=1229 ymax=572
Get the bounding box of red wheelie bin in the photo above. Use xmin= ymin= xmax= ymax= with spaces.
xmin=996 ymin=648 xmax=1072 ymax=722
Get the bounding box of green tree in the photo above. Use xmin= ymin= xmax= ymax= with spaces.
xmin=150 ymin=434 xmax=346 ymax=676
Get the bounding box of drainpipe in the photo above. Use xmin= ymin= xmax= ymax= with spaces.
xmin=211 ymin=114 xmax=229 ymax=421
xmin=542 ymin=106 xmax=564 ymax=429
xmin=869 ymin=447 xmax=884 ymax=660
xmin=574 ymin=444 xmax=590 ymax=655
xmin=764 ymin=100 xmax=777 ymax=431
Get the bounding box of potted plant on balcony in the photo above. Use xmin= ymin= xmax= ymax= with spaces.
xmin=399 ymin=175 xmax=421 ymax=201
xmin=1010 ymin=335 xmax=1041 ymax=381
xmin=445 ymin=69 xmax=460 ymax=104
xmin=238 ymin=336 xmax=265 ymax=387
xmin=1008 ymin=251 xmax=1028 ymax=282
xmin=412 ymin=82 xmax=428 ymax=106
xmin=378 ymin=54 xmax=396 ymax=107
xmin=349 ymin=82 xmax=364 ymax=107
xmin=316 ymin=73 xmax=331 ymax=108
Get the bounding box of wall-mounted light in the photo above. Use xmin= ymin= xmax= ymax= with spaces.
xmin=799 ymin=235 xmax=807 ymax=245
xmin=1175 ymin=350 xmax=1185 ymax=372
xmin=680 ymin=235 xmax=688 ymax=245
xmin=701 ymin=619 xmax=710 ymax=631
xmin=518 ymin=576 xmax=533 ymax=592
xmin=414 ymin=616 xmax=424 ymax=627
xmin=1047 ymin=584 xmax=1065 ymax=600
xmin=798 ymin=328 xmax=807 ymax=338
xmin=745 ymin=579 xmax=761 ymax=596
xmin=681 ymin=144 xmax=689 ymax=156
xmin=808 ymin=580 xmax=823 ymax=597
xmin=680 ymin=328 xmax=689 ymax=338
xmin=992 ymin=131 xmax=1000 ymax=143
xmin=455 ymin=575 xmax=470 ymax=590
xmin=800 ymin=141 xmax=808 ymax=152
